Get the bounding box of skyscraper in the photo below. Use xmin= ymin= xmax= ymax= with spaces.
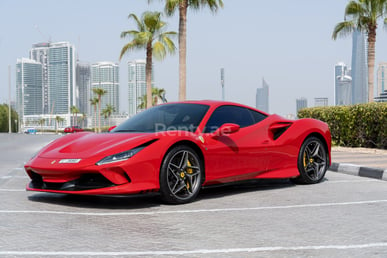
xmin=76 ymin=62 xmax=91 ymax=117
xmin=30 ymin=42 xmax=76 ymax=117
xmin=315 ymin=97 xmax=328 ymax=107
xmin=296 ymin=97 xmax=307 ymax=115
xmin=30 ymin=43 xmax=49 ymax=114
xmin=256 ymin=78 xmax=269 ymax=113
xmin=351 ymin=29 xmax=368 ymax=104
xmin=334 ymin=62 xmax=352 ymax=106
xmin=128 ymin=60 xmax=154 ymax=116
xmin=377 ymin=62 xmax=387 ymax=97
xmin=91 ymin=61 xmax=120 ymax=115
xmin=16 ymin=58 xmax=43 ymax=126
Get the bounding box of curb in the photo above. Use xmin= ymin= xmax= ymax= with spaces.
xmin=330 ymin=162 xmax=387 ymax=181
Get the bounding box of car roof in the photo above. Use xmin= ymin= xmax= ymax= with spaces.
xmin=163 ymin=100 xmax=269 ymax=115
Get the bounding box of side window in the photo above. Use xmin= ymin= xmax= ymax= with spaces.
xmin=249 ymin=109 xmax=267 ymax=123
xmin=204 ymin=105 xmax=254 ymax=133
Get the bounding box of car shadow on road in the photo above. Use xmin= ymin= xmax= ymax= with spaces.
xmin=198 ymin=178 xmax=296 ymax=201
xmin=27 ymin=178 xmax=299 ymax=209
xmin=28 ymin=192 xmax=163 ymax=210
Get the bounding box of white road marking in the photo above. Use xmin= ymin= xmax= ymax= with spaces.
xmin=0 ymin=189 xmax=25 ymax=192
xmin=1 ymin=199 xmax=387 ymax=216
xmin=327 ymin=179 xmax=380 ymax=183
xmin=1 ymin=242 xmax=387 ymax=256
xmin=0 ymin=175 xmax=28 ymax=179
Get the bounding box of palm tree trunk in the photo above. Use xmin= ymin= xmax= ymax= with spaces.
xmin=94 ymin=106 xmax=97 ymax=133
xmin=98 ymin=100 xmax=101 ymax=133
xmin=178 ymin=1 xmax=187 ymax=101
xmin=146 ymin=42 xmax=153 ymax=109
xmin=368 ymin=28 xmax=376 ymax=103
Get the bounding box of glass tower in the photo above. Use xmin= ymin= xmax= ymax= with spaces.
xmin=296 ymin=97 xmax=308 ymax=115
xmin=29 ymin=42 xmax=76 ymax=120
xmin=256 ymin=78 xmax=269 ymax=113
xmin=76 ymin=62 xmax=91 ymax=116
xmin=351 ymin=29 xmax=368 ymax=104
xmin=91 ymin=62 xmax=120 ymax=115
xmin=335 ymin=62 xmax=352 ymax=106
xmin=16 ymin=58 xmax=43 ymax=122
xmin=128 ymin=60 xmax=154 ymax=117
xmin=377 ymin=62 xmax=387 ymax=97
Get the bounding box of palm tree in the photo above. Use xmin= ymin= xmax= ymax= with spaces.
xmin=80 ymin=113 xmax=87 ymax=129
xmin=90 ymin=97 xmax=99 ymax=132
xmin=138 ymin=87 xmax=167 ymax=109
xmin=102 ymin=104 xmax=116 ymax=127
xmin=55 ymin=116 xmax=64 ymax=134
xmin=160 ymin=0 xmax=223 ymax=101
xmin=120 ymin=11 xmax=176 ymax=109
xmin=333 ymin=0 xmax=387 ymax=103
xmin=92 ymin=88 xmax=107 ymax=133
xmin=70 ymin=106 xmax=80 ymax=126
xmin=38 ymin=118 xmax=45 ymax=133
xmin=152 ymin=87 xmax=167 ymax=104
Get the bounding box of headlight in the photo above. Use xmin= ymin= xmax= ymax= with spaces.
xmin=96 ymin=146 xmax=144 ymax=166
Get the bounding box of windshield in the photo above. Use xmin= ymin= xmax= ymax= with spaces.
xmin=112 ymin=103 xmax=210 ymax=133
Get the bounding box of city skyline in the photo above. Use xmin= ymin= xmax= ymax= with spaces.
xmin=3 ymin=0 xmax=387 ymax=116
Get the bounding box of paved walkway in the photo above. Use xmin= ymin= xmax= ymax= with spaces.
xmin=330 ymin=146 xmax=387 ymax=180
xmin=332 ymin=147 xmax=387 ymax=169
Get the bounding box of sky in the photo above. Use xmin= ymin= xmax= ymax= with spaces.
xmin=1 ymin=0 xmax=387 ymax=116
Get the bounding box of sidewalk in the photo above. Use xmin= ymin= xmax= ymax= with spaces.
xmin=330 ymin=146 xmax=387 ymax=180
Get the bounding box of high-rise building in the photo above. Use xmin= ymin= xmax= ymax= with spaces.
xmin=377 ymin=62 xmax=387 ymax=97
xmin=315 ymin=97 xmax=328 ymax=107
xmin=296 ymin=97 xmax=307 ymax=115
xmin=91 ymin=61 xmax=120 ymax=115
xmin=256 ymin=78 xmax=269 ymax=113
xmin=30 ymin=42 xmax=76 ymax=118
xmin=128 ymin=60 xmax=154 ymax=116
xmin=335 ymin=62 xmax=352 ymax=106
xmin=16 ymin=58 xmax=43 ymax=126
xmin=30 ymin=43 xmax=49 ymax=114
xmin=375 ymin=90 xmax=387 ymax=102
xmin=351 ymin=29 xmax=368 ymax=104
xmin=76 ymin=62 xmax=91 ymax=122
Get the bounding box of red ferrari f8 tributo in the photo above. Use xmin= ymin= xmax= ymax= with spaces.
xmin=25 ymin=101 xmax=331 ymax=204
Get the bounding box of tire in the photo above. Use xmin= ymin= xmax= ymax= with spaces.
xmin=293 ymin=136 xmax=328 ymax=184
xmin=159 ymin=145 xmax=203 ymax=204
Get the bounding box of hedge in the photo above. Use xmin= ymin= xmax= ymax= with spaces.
xmin=298 ymin=102 xmax=387 ymax=149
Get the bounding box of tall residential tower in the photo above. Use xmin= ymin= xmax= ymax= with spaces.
xmin=128 ymin=60 xmax=154 ymax=117
xmin=16 ymin=58 xmax=43 ymax=126
xmin=30 ymin=42 xmax=76 ymax=117
xmin=256 ymin=78 xmax=269 ymax=113
xmin=334 ymin=62 xmax=352 ymax=106
xmin=91 ymin=61 xmax=120 ymax=114
xmin=351 ymin=29 xmax=368 ymax=104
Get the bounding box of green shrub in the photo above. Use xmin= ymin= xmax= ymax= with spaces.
xmin=298 ymin=103 xmax=387 ymax=149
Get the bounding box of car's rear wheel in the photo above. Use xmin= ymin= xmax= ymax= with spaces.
xmin=293 ymin=136 xmax=328 ymax=184
xmin=159 ymin=145 xmax=203 ymax=204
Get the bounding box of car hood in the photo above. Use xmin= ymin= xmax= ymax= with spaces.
xmin=38 ymin=132 xmax=158 ymax=159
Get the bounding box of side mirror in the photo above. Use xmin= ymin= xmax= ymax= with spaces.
xmin=211 ymin=123 xmax=240 ymax=137
xmin=108 ymin=125 xmax=117 ymax=132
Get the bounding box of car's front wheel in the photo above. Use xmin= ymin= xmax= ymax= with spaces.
xmin=293 ymin=136 xmax=328 ymax=184
xmin=159 ymin=145 xmax=203 ymax=204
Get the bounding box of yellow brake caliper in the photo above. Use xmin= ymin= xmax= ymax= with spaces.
xmin=303 ymin=152 xmax=307 ymax=168
xmin=186 ymin=160 xmax=193 ymax=189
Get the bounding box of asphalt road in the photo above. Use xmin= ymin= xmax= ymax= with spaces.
xmin=1 ymin=133 xmax=387 ymax=257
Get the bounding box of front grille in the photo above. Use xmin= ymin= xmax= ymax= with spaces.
xmin=29 ymin=172 xmax=114 ymax=191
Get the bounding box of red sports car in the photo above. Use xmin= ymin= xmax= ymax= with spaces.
xmin=25 ymin=101 xmax=331 ymax=204
xmin=64 ymin=126 xmax=84 ymax=133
